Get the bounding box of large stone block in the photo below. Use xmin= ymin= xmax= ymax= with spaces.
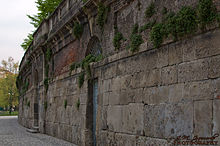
xmin=102 ymin=79 xmax=112 ymax=93
xmin=141 ymin=69 xmax=161 ymax=87
xmin=136 ymin=136 xmax=170 ymax=146
xmin=107 ymin=106 xmax=123 ymax=132
xmin=195 ymin=30 xmax=220 ymax=59
xmin=165 ymin=102 xmax=193 ymax=138
xmin=108 ymin=91 xmax=120 ymax=105
xmin=213 ymin=99 xmax=220 ymax=143
xmin=145 ymin=86 xmax=169 ymax=105
xmin=194 ymin=100 xmax=212 ymax=137
xmin=208 ymin=55 xmax=220 ymax=79
xmin=119 ymin=90 xmax=134 ymax=105
xmin=178 ymin=59 xmax=209 ymax=83
xmin=168 ymin=42 xmax=183 ymax=65
xmin=140 ymin=50 xmax=158 ymax=71
xmin=182 ymin=40 xmax=196 ymax=62
xmin=184 ymin=80 xmax=214 ymax=101
xmin=168 ymin=83 xmax=184 ymax=103
xmin=101 ymin=63 xmax=117 ymax=80
xmin=121 ymin=103 xmax=144 ymax=135
xmin=115 ymin=133 xmax=136 ymax=146
xmin=144 ymin=104 xmax=166 ymax=138
xmin=157 ymin=46 xmax=169 ymax=68
xmin=214 ymin=78 xmax=220 ymax=99
xmin=161 ymin=66 xmax=178 ymax=85
xmin=72 ymin=125 xmax=80 ymax=145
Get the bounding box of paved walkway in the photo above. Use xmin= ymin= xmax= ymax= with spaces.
xmin=0 ymin=116 xmax=77 ymax=146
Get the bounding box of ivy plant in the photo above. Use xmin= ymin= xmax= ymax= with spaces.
xmin=145 ymin=2 xmax=156 ymax=18
xmin=73 ymin=22 xmax=83 ymax=40
xmin=97 ymin=2 xmax=109 ymax=31
xmin=128 ymin=24 xmax=143 ymax=52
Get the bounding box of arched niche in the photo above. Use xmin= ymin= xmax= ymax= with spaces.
xmin=85 ymin=36 xmax=102 ymax=57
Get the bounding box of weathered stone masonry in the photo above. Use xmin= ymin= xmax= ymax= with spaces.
xmin=18 ymin=0 xmax=220 ymax=145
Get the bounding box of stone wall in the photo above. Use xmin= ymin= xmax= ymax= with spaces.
xmin=18 ymin=0 xmax=220 ymax=145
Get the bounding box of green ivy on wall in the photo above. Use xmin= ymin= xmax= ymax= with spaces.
xmin=149 ymin=0 xmax=220 ymax=48
xmin=70 ymin=54 xmax=103 ymax=88
xmin=128 ymin=24 xmax=144 ymax=53
xmin=97 ymin=2 xmax=109 ymax=31
xmin=73 ymin=22 xmax=83 ymax=40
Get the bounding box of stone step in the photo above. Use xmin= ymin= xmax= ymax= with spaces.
xmin=26 ymin=126 xmax=39 ymax=133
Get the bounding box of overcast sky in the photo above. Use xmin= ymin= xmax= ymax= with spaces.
xmin=0 ymin=0 xmax=37 ymax=64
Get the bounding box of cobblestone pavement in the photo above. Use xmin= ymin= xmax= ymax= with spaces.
xmin=0 ymin=116 xmax=77 ymax=146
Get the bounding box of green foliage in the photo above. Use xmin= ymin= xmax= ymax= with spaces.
xmin=64 ymin=99 xmax=67 ymax=109
xmin=217 ymin=14 xmax=220 ymax=27
xmin=150 ymin=6 xmax=201 ymax=48
xmin=45 ymin=63 xmax=49 ymax=78
xmin=44 ymin=48 xmax=52 ymax=92
xmin=150 ymin=23 xmax=165 ymax=48
xmin=73 ymin=22 xmax=83 ymax=40
xmin=139 ymin=20 xmax=156 ymax=33
xmin=44 ymin=101 xmax=47 ymax=110
xmin=149 ymin=0 xmax=219 ymax=48
xmin=21 ymin=33 xmax=33 ymax=51
xmin=24 ymin=80 xmax=29 ymax=92
xmin=162 ymin=7 xmax=168 ymax=15
xmin=82 ymin=0 xmax=88 ymax=3
xmin=97 ymin=3 xmax=109 ymax=31
xmin=0 ymin=111 xmax=18 ymax=116
xmin=27 ymin=101 xmax=30 ymax=107
xmin=76 ymin=99 xmax=80 ymax=110
xmin=128 ymin=24 xmax=143 ymax=52
xmin=113 ymin=31 xmax=124 ymax=50
xmin=175 ymin=6 xmax=197 ymax=37
xmin=197 ymin=0 xmax=217 ymax=28
xmin=0 ymin=71 xmax=19 ymax=108
xmin=44 ymin=78 xmax=49 ymax=92
xmin=145 ymin=2 xmax=155 ymax=18
xmin=69 ymin=54 xmax=103 ymax=85
xmin=46 ymin=48 xmax=52 ymax=62
xmin=162 ymin=12 xmax=177 ymax=38
xmin=22 ymin=0 xmax=62 ymax=51
xmin=27 ymin=0 xmax=62 ymax=28
xmin=78 ymin=72 xmax=85 ymax=88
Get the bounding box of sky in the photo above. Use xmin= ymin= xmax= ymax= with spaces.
xmin=0 ymin=0 xmax=37 ymax=63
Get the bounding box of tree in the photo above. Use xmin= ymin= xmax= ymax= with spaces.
xmin=0 ymin=57 xmax=19 ymax=113
xmin=21 ymin=33 xmax=33 ymax=51
xmin=21 ymin=0 xmax=62 ymax=51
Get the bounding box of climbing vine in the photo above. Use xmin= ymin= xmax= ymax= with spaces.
xmin=44 ymin=101 xmax=48 ymax=110
xmin=113 ymin=27 xmax=125 ymax=50
xmin=76 ymin=99 xmax=80 ymax=110
xmin=70 ymin=54 xmax=103 ymax=88
xmin=97 ymin=2 xmax=109 ymax=31
xmin=73 ymin=22 xmax=83 ymax=40
xmin=44 ymin=48 xmax=52 ymax=92
xmin=64 ymin=99 xmax=67 ymax=109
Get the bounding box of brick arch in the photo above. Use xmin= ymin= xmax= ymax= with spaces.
xmin=85 ymin=36 xmax=102 ymax=57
